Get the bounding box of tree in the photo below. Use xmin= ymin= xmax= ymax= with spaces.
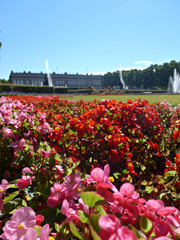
xmin=102 ymin=60 xmax=180 ymax=89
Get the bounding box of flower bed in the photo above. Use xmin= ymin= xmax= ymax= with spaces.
xmin=0 ymin=96 xmax=180 ymax=239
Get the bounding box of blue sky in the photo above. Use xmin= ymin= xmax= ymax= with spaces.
xmin=0 ymin=0 xmax=180 ymax=80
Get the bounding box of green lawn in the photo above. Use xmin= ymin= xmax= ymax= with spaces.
xmin=59 ymin=94 xmax=180 ymax=106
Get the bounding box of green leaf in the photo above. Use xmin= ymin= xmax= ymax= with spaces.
xmin=113 ymin=172 xmax=120 ymax=179
xmin=69 ymin=221 xmax=84 ymax=240
xmin=140 ymin=165 xmax=146 ymax=171
xmin=122 ymin=169 xmax=129 ymax=174
xmin=8 ymin=179 xmax=18 ymax=185
xmin=165 ymin=171 xmax=176 ymax=177
xmin=89 ymin=224 xmax=102 ymax=240
xmin=39 ymin=207 xmax=62 ymax=225
xmin=14 ymin=198 xmax=27 ymax=207
xmin=90 ymin=214 xmax=101 ymax=234
xmin=3 ymin=201 xmax=19 ymax=214
xmin=80 ymin=191 xmax=105 ymax=208
xmin=34 ymin=225 xmax=42 ymax=237
xmin=78 ymin=210 xmax=89 ymax=223
xmin=94 ymin=205 xmax=106 ymax=216
xmin=145 ymin=186 xmax=154 ymax=194
xmin=35 ymin=183 xmax=52 ymax=196
xmin=3 ymin=192 xmax=19 ymax=202
xmin=141 ymin=216 xmax=153 ymax=233
xmin=141 ymin=181 xmax=148 ymax=186
xmin=54 ymin=223 xmax=60 ymax=232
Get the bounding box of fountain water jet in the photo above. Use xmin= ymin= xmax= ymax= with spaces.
xmin=168 ymin=69 xmax=180 ymax=93
xmin=45 ymin=60 xmax=53 ymax=87
xmin=119 ymin=66 xmax=126 ymax=89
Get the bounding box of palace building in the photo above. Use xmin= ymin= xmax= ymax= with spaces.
xmin=9 ymin=71 xmax=102 ymax=89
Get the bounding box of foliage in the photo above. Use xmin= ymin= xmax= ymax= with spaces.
xmin=102 ymin=60 xmax=180 ymax=89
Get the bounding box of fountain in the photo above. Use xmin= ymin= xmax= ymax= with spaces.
xmin=45 ymin=60 xmax=53 ymax=87
xmin=168 ymin=68 xmax=180 ymax=93
xmin=119 ymin=66 xmax=126 ymax=89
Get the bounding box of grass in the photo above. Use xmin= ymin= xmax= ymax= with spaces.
xmin=59 ymin=94 xmax=180 ymax=106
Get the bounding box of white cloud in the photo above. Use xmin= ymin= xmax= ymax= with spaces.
xmin=134 ymin=60 xmax=154 ymax=66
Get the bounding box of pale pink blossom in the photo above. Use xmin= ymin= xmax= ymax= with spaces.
xmin=22 ymin=167 xmax=33 ymax=175
xmin=2 ymin=127 xmax=14 ymax=139
xmin=61 ymin=199 xmax=79 ymax=224
xmin=119 ymin=183 xmax=135 ymax=198
xmin=47 ymin=182 xmax=66 ymax=208
xmin=63 ymin=172 xmax=82 ymax=200
xmin=0 ymin=207 xmax=36 ymax=240
xmin=24 ymin=224 xmax=51 ymax=240
xmin=0 ymin=179 xmax=8 ymax=198
xmin=55 ymin=165 xmax=64 ymax=175
xmin=39 ymin=224 xmax=51 ymax=240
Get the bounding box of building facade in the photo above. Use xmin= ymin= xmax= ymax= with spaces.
xmin=9 ymin=71 xmax=102 ymax=89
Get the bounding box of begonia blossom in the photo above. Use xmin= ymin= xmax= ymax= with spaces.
xmin=0 ymin=207 xmax=36 ymax=240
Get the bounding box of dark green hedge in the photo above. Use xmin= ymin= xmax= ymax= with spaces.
xmin=68 ymin=88 xmax=92 ymax=94
xmin=0 ymin=84 xmax=12 ymax=92
xmin=13 ymin=85 xmax=37 ymax=93
xmin=55 ymin=87 xmax=68 ymax=93
xmin=0 ymin=84 xmax=68 ymax=94
xmin=35 ymin=86 xmax=54 ymax=93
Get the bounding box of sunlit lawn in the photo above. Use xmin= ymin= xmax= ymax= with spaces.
xmin=60 ymin=94 xmax=180 ymax=106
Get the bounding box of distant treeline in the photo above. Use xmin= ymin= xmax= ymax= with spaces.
xmin=102 ymin=60 xmax=180 ymax=89
xmin=0 ymin=79 xmax=7 ymax=84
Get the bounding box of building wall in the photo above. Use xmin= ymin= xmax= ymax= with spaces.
xmin=9 ymin=72 xmax=102 ymax=89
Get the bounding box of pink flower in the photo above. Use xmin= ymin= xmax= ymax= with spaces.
xmin=78 ymin=198 xmax=89 ymax=213
xmin=0 ymin=198 xmax=4 ymax=211
xmin=39 ymin=224 xmax=51 ymax=240
xmin=0 ymin=207 xmax=36 ymax=240
xmin=154 ymin=217 xmax=170 ymax=238
xmin=87 ymin=164 xmax=118 ymax=192
xmin=17 ymin=167 xmax=33 ymax=190
xmin=61 ymin=199 xmax=79 ymax=223
xmin=119 ymin=183 xmax=135 ymax=198
xmin=47 ymin=182 xmax=66 ymax=208
xmin=157 ymin=207 xmax=178 ymax=216
xmin=61 ymin=199 xmax=75 ymax=216
xmin=35 ymin=215 xmax=44 ymax=226
xmin=25 ymin=224 xmax=50 ymax=240
xmin=22 ymin=167 xmax=33 ymax=175
xmin=63 ymin=172 xmax=82 ymax=200
xmin=2 ymin=127 xmax=14 ymax=139
xmin=23 ymin=228 xmax=37 ymax=240
xmin=0 ymin=179 xmax=8 ymax=198
xmin=55 ymin=165 xmax=64 ymax=175
xmin=146 ymin=199 xmax=164 ymax=212
xmin=99 ymin=214 xmax=137 ymax=240
xmin=41 ymin=150 xmax=51 ymax=158
xmin=118 ymin=226 xmax=137 ymax=240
